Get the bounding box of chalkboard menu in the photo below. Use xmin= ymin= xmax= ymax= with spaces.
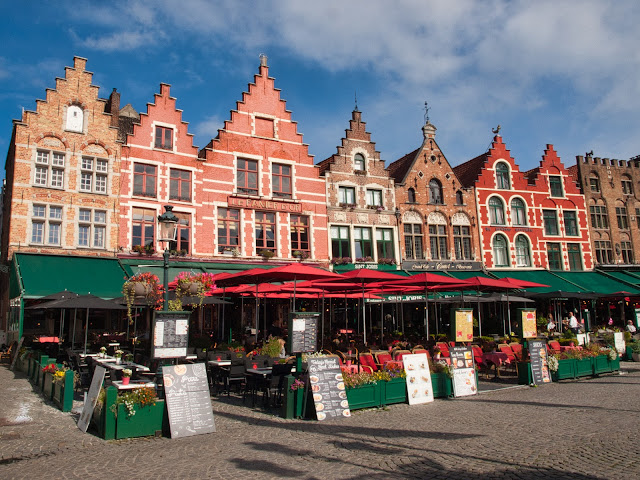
xmin=153 ymin=311 xmax=190 ymax=358
xmin=162 ymin=363 xmax=216 ymax=438
xmin=450 ymin=346 xmax=477 ymax=397
xmin=307 ymin=357 xmax=350 ymax=421
xmin=450 ymin=309 xmax=474 ymax=342
xmin=288 ymin=312 xmax=320 ymax=354
xmin=403 ymin=353 xmax=433 ymax=405
xmin=77 ymin=366 xmax=106 ymax=433
xmin=528 ymin=340 xmax=551 ymax=385
xmin=9 ymin=336 xmax=24 ymax=371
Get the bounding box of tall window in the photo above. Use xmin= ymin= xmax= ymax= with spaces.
xmin=590 ymin=205 xmax=609 ymax=229
xmin=331 ymin=226 xmax=350 ymax=258
xmin=170 ymin=169 xmax=191 ymax=201
xmin=366 ymin=189 xmax=383 ymax=207
xmin=514 ymin=235 xmax=531 ymax=267
xmin=155 ymin=126 xmax=173 ymax=150
xmin=589 ymin=174 xmax=600 ymax=193
xmin=636 ymin=208 xmax=640 ymax=229
xmin=495 ymin=162 xmax=510 ymax=189
xmin=376 ymin=229 xmax=394 ymax=260
xmin=428 ymin=179 xmax=443 ymax=204
xmin=621 ymin=241 xmax=634 ymax=264
xmin=429 ymin=225 xmax=448 ymax=260
xmin=80 ymin=156 xmax=108 ymax=194
xmin=31 ymin=204 xmax=62 ymax=245
xmin=622 ymin=176 xmax=633 ymax=195
xmin=78 ymin=208 xmax=106 ymax=248
xmin=543 ymin=210 xmax=559 ymax=235
xmin=354 ymin=227 xmax=373 ymax=258
xmin=338 ymin=186 xmax=356 ymax=205
xmin=290 ymin=215 xmax=309 ymax=254
xmin=217 ymin=208 xmax=239 ymax=253
xmin=169 ymin=213 xmax=190 ymax=254
xmin=404 ymin=223 xmax=423 ymax=259
xmin=510 ymin=198 xmax=526 ymax=226
xmin=488 ymin=197 xmax=505 ymax=225
xmin=492 ymin=234 xmax=509 ymax=267
xmin=272 ymin=163 xmax=292 ymax=199
xmin=453 ymin=226 xmax=472 ymax=260
xmin=616 ymin=206 xmax=629 ymax=229
xmin=35 ymin=150 xmax=65 ymax=188
xmin=255 ymin=212 xmax=276 ymax=252
xmin=237 ymin=159 xmax=258 ymax=195
xmin=133 ymin=163 xmax=157 ymax=197
xmin=547 ymin=242 xmax=562 ymax=270
xmin=594 ymin=240 xmax=613 ymax=264
xmin=407 ymin=188 xmax=416 ymax=203
xmin=564 ymin=211 xmax=578 ymax=236
xmin=455 ymin=190 xmax=464 ymax=205
xmin=354 ymin=153 xmax=365 ymax=171
xmin=132 ymin=208 xmax=155 ymax=248
xmin=567 ymin=244 xmax=583 ymax=271
xmin=549 ymin=175 xmax=564 ymax=197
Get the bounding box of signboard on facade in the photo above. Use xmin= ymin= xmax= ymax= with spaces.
xmin=153 ymin=311 xmax=190 ymax=358
xmin=613 ymin=332 xmax=625 ymax=355
xmin=401 ymin=260 xmax=482 ymax=272
xmin=402 ymin=353 xmax=434 ymax=405
xmin=227 ymin=196 xmax=302 ymax=213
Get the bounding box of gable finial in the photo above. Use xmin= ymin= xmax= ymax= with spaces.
xmin=492 ymin=124 xmax=501 ymax=135
xmin=424 ymin=101 xmax=430 ymax=124
xmin=354 ymin=91 xmax=359 ymax=112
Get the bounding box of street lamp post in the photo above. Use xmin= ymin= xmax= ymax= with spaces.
xmin=158 ymin=205 xmax=178 ymax=311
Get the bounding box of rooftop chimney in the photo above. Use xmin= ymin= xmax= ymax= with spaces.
xmin=259 ymin=54 xmax=268 ymax=67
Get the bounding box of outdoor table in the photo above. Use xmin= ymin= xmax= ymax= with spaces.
xmin=207 ymin=359 xmax=231 ymax=367
xmin=106 ymin=361 xmax=150 ymax=373
xmin=482 ymin=352 xmax=510 ymax=378
xmin=245 ymin=367 xmax=273 ymax=378
xmin=93 ymin=356 xmax=117 ymax=364
xmin=111 ymin=380 xmax=156 ymax=391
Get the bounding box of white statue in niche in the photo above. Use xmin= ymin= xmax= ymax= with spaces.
xmin=66 ymin=105 xmax=84 ymax=132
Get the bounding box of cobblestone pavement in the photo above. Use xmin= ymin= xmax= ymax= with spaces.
xmin=1 ymin=363 xmax=640 ymax=479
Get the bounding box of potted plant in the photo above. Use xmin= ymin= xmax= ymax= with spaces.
xmin=114 ymin=350 xmax=124 ymax=364
xmin=122 ymin=368 xmax=132 ymax=385
xmin=631 ymin=342 xmax=640 ymax=362
xmin=259 ymin=249 xmax=276 ymax=260
xmin=99 ymin=346 xmax=107 ymax=358
xmin=174 ymin=272 xmax=216 ymax=308
xmin=122 ymin=272 xmax=162 ymax=324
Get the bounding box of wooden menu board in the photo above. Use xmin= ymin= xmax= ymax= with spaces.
xmin=77 ymin=366 xmax=106 ymax=433
xmin=451 ymin=309 xmax=474 ymax=343
xmin=307 ymin=357 xmax=350 ymax=421
xmin=528 ymin=340 xmax=551 ymax=385
xmin=519 ymin=308 xmax=537 ymax=338
xmin=288 ymin=312 xmax=320 ymax=354
xmin=403 ymin=353 xmax=433 ymax=405
xmin=163 ymin=363 xmax=216 ymax=438
xmin=450 ymin=346 xmax=477 ymax=397
xmin=153 ymin=311 xmax=190 ymax=358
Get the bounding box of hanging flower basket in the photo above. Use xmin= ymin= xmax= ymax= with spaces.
xmin=173 ymin=272 xmax=216 ymax=309
xmin=122 ymin=272 xmax=162 ymax=324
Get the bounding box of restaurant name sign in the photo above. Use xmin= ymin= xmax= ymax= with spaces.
xmin=402 ymin=260 xmax=482 ymax=271
xmin=227 ymin=195 xmax=302 ymax=213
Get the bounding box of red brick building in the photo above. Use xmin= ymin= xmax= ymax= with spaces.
xmin=454 ymin=135 xmax=593 ymax=271
xmin=388 ymin=121 xmax=481 ymax=272
xmin=318 ymin=109 xmax=400 ymax=270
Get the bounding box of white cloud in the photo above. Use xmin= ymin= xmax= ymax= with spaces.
xmin=193 ymin=115 xmax=223 ymax=140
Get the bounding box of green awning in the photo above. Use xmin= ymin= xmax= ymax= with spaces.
xmin=552 ymin=271 xmax=640 ymax=295
xmin=490 ymin=270 xmax=591 ymax=294
xmin=595 ymin=270 xmax=640 ymax=288
xmin=14 ymin=253 xmax=128 ymax=299
xmin=119 ymin=259 xmax=275 ymax=279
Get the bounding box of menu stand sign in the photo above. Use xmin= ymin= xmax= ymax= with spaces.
xmin=403 ymin=353 xmax=433 ymax=405
xmin=528 ymin=340 xmax=551 ymax=385
xmin=163 ymin=363 xmax=216 ymax=438
xmin=78 ymin=366 xmax=106 ymax=433
xmin=288 ymin=312 xmax=320 ymax=354
xmin=307 ymin=357 xmax=350 ymax=421
xmin=153 ymin=311 xmax=190 ymax=359
xmin=450 ymin=309 xmax=474 ymax=343
xmin=450 ymin=346 xmax=477 ymax=397
xmin=613 ymin=332 xmax=625 ymax=356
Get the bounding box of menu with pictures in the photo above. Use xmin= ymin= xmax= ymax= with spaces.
xmin=289 ymin=312 xmax=320 ymax=353
xmin=163 ymin=363 xmax=216 ymax=438
xmin=402 ymin=353 xmax=434 ymax=405
xmin=450 ymin=346 xmax=477 ymax=397
xmin=528 ymin=340 xmax=551 ymax=385
xmin=153 ymin=311 xmax=190 ymax=358
xmin=307 ymin=357 xmax=351 ymax=421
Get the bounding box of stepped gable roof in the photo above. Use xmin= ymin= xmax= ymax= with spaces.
xmin=316 ymin=156 xmax=332 ymax=175
xmin=452 ymin=152 xmax=488 ymax=188
xmin=567 ymin=164 xmax=579 ymax=183
xmin=523 ymin=167 xmax=540 ymax=185
xmin=387 ymin=148 xmax=420 ymax=184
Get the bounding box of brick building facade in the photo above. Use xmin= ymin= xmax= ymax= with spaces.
xmin=318 ymin=109 xmax=400 ymax=270
xmin=388 ymin=121 xmax=480 ymax=272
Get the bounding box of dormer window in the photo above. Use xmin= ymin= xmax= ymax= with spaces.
xmin=66 ymin=105 xmax=84 ymax=132
xmin=155 ymin=126 xmax=173 ymax=150
xmin=407 ymin=188 xmax=416 ymax=203
xmin=354 ymin=153 xmax=365 ymax=172
xmin=495 ymin=162 xmax=510 ymax=189
xmin=549 ymin=175 xmax=563 ymax=197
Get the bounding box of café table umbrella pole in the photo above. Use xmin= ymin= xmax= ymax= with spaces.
xmin=83 ymin=307 xmax=89 ymax=356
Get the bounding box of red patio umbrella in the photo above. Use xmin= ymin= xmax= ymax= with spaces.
xmin=499 ymin=277 xmax=551 ymax=289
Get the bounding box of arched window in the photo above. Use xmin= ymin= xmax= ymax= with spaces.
xmin=407 ymin=188 xmax=416 ymax=203
xmin=515 ymin=235 xmax=531 ymax=267
xmin=510 ymin=198 xmax=526 ymax=226
xmin=354 ymin=153 xmax=365 ymax=171
xmin=488 ymin=197 xmax=505 ymax=225
xmin=493 ymin=234 xmax=509 ymax=267
xmin=66 ymin=105 xmax=84 ymax=132
xmin=589 ymin=173 xmax=600 ymax=193
xmin=495 ymin=162 xmax=510 ymax=189
xmin=428 ymin=179 xmax=443 ymax=204
xmin=455 ymin=190 xmax=463 ymax=205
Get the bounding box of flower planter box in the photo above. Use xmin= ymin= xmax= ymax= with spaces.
xmin=431 ymin=372 xmax=453 ymax=398
xmin=575 ymin=357 xmax=594 ymax=377
xmin=99 ymin=386 xmax=168 ymax=440
xmin=381 ymin=377 xmax=407 ymax=405
xmin=52 ymin=370 xmax=75 ymax=412
xmin=608 ymin=357 xmax=620 ymax=372
xmin=517 ymin=362 xmax=533 ymax=385
xmin=43 ymin=372 xmax=55 ymax=399
xmin=551 ymin=358 xmax=576 ymax=381
xmin=346 ymin=383 xmax=382 ymax=410
xmin=593 ymin=355 xmax=611 ymax=375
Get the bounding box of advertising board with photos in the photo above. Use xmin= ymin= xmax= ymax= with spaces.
xmin=528 ymin=339 xmax=552 ymax=385
xmin=449 ymin=346 xmax=477 ymax=397
xmin=402 ymin=353 xmax=434 ymax=405
xmin=307 ymin=357 xmax=350 ymax=421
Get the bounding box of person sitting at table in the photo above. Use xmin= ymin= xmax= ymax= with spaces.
xmin=278 ymin=337 xmax=286 ymax=358
xmin=626 ymin=320 xmax=637 ymax=334
xmin=547 ymin=315 xmax=556 ymax=334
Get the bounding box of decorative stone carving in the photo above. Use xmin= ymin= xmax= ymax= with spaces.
xmin=451 ymin=212 xmax=471 ymax=226
xmin=403 ymin=211 xmax=422 ymax=223
xmin=427 ymin=211 xmax=447 ymax=225
xmin=378 ymin=215 xmax=390 ymax=225
xmin=334 ymin=212 xmax=347 ymax=222
xmin=357 ymin=213 xmax=369 ymax=224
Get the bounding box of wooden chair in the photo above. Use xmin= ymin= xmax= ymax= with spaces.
xmin=471 ymin=345 xmax=489 ymax=378
xmin=412 ymin=345 xmax=425 ymax=352
xmin=497 ymin=344 xmax=518 ymax=375
xmin=509 ymin=343 xmax=524 ymax=362
xmin=359 ymin=353 xmax=378 ymax=372
xmin=393 ymin=349 xmax=412 ymax=362
xmin=548 ymin=340 xmax=562 ymax=355
xmin=374 ymin=352 xmax=393 ymax=369
xmin=412 ymin=348 xmax=428 ymax=356
xmin=435 ymin=342 xmax=451 ymax=358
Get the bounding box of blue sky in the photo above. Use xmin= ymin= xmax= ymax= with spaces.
xmin=2 ymin=1 xmax=639 ymax=183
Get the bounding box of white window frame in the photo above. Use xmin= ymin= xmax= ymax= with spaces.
xmin=78 ymin=208 xmax=107 ymax=249
xmin=31 ymin=204 xmax=63 ymax=246
xmin=34 ymin=150 xmax=65 ymax=189
xmin=80 ymin=156 xmax=109 ymax=194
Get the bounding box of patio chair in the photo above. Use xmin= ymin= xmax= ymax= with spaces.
xmin=509 ymin=343 xmax=524 ymax=362
xmin=412 ymin=349 xmax=429 ymax=356
xmin=471 ymin=345 xmax=489 ymax=378
xmin=359 ymin=353 xmax=378 ymax=372
xmin=412 ymin=345 xmax=425 ymax=352
xmin=223 ymin=364 xmax=245 ymax=396
xmin=497 ymin=344 xmax=518 ymax=375
xmin=435 ymin=342 xmax=451 ymax=358
xmin=393 ymin=349 xmax=412 ymax=362
xmin=260 ymin=363 xmax=293 ymax=407
xmin=548 ymin=340 xmax=562 ymax=355
xmin=374 ymin=352 xmax=393 ymax=369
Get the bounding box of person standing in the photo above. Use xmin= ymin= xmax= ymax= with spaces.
xmin=547 ymin=314 xmax=556 ymax=334
xmin=569 ymin=311 xmax=580 ymax=334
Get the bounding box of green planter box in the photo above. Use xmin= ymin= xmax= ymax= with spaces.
xmin=608 ymin=357 xmax=620 ymax=372
xmin=43 ymin=372 xmax=55 ymax=399
xmin=381 ymin=377 xmax=407 ymax=405
xmin=517 ymin=362 xmax=533 ymax=385
xmin=551 ymin=358 xmax=576 ymax=381
xmin=346 ymin=383 xmax=382 ymax=410
xmin=52 ymin=370 xmax=75 ymax=412
xmin=575 ymin=358 xmax=593 ymax=377
xmin=592 ymin=355 xmax=610 ymax=375
xmin=115 ymin=400 xmax=167 ymax=439
xmin=431 ymin=372 xmax=453 ymax=398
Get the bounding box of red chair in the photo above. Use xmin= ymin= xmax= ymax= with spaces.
xmin=510 ymin=343 xmax=523 ymax=362
xmin=374 ymin=352 xmax=393 ymax=368
xmin=393 ymin=349 xmax=412 ymax=362
xmin=497 ymin=344 xmax=516 ymax=364
xmin=412 ymin=348 xmax=428 ymax=356
xmin=472 ymin=345 xmax=489 ymax=378
xmin=548 ymin=340 xmax=562 ymax=355
xmin=359 ymin=353 xmax=378 ymax=372
xmin=435 ymin=342 xmax=451 ymax=357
